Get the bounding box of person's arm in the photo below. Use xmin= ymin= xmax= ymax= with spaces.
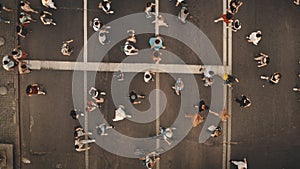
xmin=257 ymin=63 xmax=266 ymax=67
xmin=209 ymin=110 xmax=220 ymax=117
xmin=17 ymin=31 xmax=25 ymax=38
xmin=40 ymin=16 xmax=47 ymax=24
xmin=77 ymin=146 xmax=90 ymax=152
xmin=44 ymin=11 xmax=52 ymax=15
xmin=259 ymin=53 xmax=267 ymax=57
xmin=3 ymin=5 xmax=13 ymax=12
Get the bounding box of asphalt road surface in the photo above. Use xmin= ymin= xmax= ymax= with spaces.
xmin=17 ymin=0 xmax=300 ymax=169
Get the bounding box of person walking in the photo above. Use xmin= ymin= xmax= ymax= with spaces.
xmin=145 ymin=2 xmax=155 ymax=18
xmin=194 ymin=100 xmax=209 ymax=113
xmin=99 ymin=25 xmax=111 ymax=45
xmin=152 ymin=15 xmax=168 ymax=27
xmin=214 ymin=10 xmax=234 ymax=24
xmin=129 ymin=91 xmax=145 ymax=104
xmin=19 ymin=12 xmax=36 ymax=25
xmin=2 ymin=55 xmax=18 ymax=71
xmin=144 ymin=71 xmax=155 ymax=83
xmin=151 ymin=50 xmax=162 ymax=63
xmin=229 ymin=0 xmax=243 ymax=14
xmin=246 ymin=30 xmax=262 ymax=45
xmin=20 ymin=1 xmax=38 ymax=13
xmin=158 ymin=126 xmax=176 ymax=145
xmin=17 ymin=25 xmax=29 ymax=38
xmin=41 ymin=0 xmax=57 ymax=9
xmin=254 ymin=53 xmax=270 ymax=67
xmin=112 ymin=105 xmax=132 ymax=122
xmin=26 ymin=84 xmax=46 ymax=96
xmin=61 ymin=39 xmax=74 ymax=56
xmin=178 ymin=6 xmax=192 ymax=23
xmin=172 ymin=78 xmax=184 ymax=95
xmin=11 ymin=46 xmax=28 ymax=59
xmin=0 ymin=3 xmax=13 ymax=12
xmin=223 ymin=73 xmax=239 ymax=88
xmin=70 ymin=109 xmax=84 ymax=120
xmin=122 ymin=30 xmax=139 ymax=56
xmin=13 ymin=56 xmax=31 ymax=74
xmin=175 ymin=0 xmax=186 ymax=7
xmin=98 ymin=0 xmax=114 ymax=14
xmin=40 ymin=11 xmax=56 ymax=25
xmin=207 ymin=125 xmax=222 ymax=137
xmin=149 ymin=35 xmax=166 ymax=51
xmin=209 ymin=108 xmax=230 ymax=122
xmin=230 ymin=158 xmax=247 ymax=169
xmin=234 ymin=95 xmax=251 ymax=108
xmin=227 ymin=19 xmax=241 ymax=32
xmin=74 ymin=126 xmax=92 ymax=139
xmin=185 ymin=113 xmax=205 ymax=127
xmin=260 ymin=72 xmax=281 ymax=84
xmin=139 ymin=152 xmax=160 ymax=169
xmin=96 ymin=123 xmax=114 ymax=136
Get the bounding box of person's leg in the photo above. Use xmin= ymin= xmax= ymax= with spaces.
xmin=80 ymin=139 xmax=95 ymax=144
xmin=234 ymin=97 xmax=243 ymax=106
xmin=214 ymin=17 xmax=223 ymax=23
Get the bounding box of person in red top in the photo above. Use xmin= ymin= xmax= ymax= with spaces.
xmin=26 ymin=84 xmax=46 ymax=96
xmin=214 ymin=10 xmax=234 ymax=24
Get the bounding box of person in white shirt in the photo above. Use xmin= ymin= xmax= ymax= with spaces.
xmin=246 ymin=30 xmax=262 ymax=45
xmin=231 ymin=158 xmax=247 ymax=169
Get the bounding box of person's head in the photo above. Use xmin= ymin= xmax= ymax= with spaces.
xmin=274 ymin=72 xmax=281 ymax=79
xmin=21 ymin=64 xmax=27 ymax=69
xmin=234 ymin=19 xmax=240 ymax=27
xmin=183 ymin=9 xmax=189 ymax=14
xmin=11 ymin=50 xmax=18 ymax=55
xmin=20 ymin=1 xmax=25 ymax=6
xmin=155 ymin=39 xmax=160 ymax=44
xmin=146 ymin=2 xmax=152 ymax=7
xmin=126 ymin=45 xmax=132 ymax=50
xmin=3 ymin=61 xmax=8 ymax=65
xmin=75 ymin=145 xmax=79 ymax=149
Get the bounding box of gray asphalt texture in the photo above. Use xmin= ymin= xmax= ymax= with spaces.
xmin=14 ymin=0 xmax=300 ymax=169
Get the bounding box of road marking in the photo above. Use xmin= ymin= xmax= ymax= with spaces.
xmin=26 ymin=60 xmax=229 ymax=75
xmin=226 ymin=8 xmax=233 ymax=169
xmin=222 ymin=0 xmax=232 ymax=169
xmin=83 ymin=0 xmax=89 ymax=168
xmin=155 ymin=0 xmax=160 ymax=169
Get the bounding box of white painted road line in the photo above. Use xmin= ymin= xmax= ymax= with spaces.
xmin=155 ymin=0 xmax=160 ymax=168
xmin=83 ymin=0 xmax=89 ymax=168
xmin=26 ymin=60 xmax=229 ymax=75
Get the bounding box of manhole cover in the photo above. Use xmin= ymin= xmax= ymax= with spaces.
xmin=0 ymin=86 xmax=8 ymax=96
xmin=0 ymin=37 xmax=5 ymax=46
